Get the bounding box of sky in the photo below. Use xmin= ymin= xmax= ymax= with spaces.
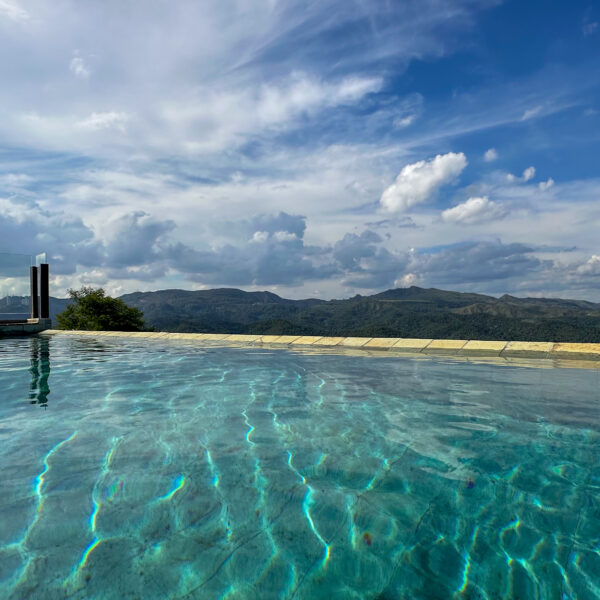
xmin=1 ymin=0 xmax=599 ymax=301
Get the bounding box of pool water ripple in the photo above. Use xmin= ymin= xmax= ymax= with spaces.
xmin=0 ymin=335 xmax=599 ymax=599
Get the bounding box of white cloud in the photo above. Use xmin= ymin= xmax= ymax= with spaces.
xmin=256 ymin=73 xmax=382 ymax=124
xmin=576 ymin=255 xmax=600 ymax=275
xmin=69 ymin=55 xmax=91 ymax=79
xmin=250 ymin=231 xmax=269 ymax=243
xmin=395 ymin=272 xmax=419 ymax=287
xmin=0 ymin=196 xmax=102 ymax=276
xmin=0 ymin=0 xmax=28 ymax=22
xmin=154 ymin=72 xmax=382 ymax=154
xmin=538 ymin=178 xmax=554 ymax=191
xmin=249 ymin=229 xmax=298 ymax=244
xmin=380 ymin=152 xmax=467 ymax=213
xmin=0 ymin=173 xmax=33 ymax=187
xmin=521 ymin=106 xmax=543 ymax=121
xmin=441 ymin=196 xmax=506 ymax=224
xmin=583 ymin=22 xmax=598 ymax=37
xmin=77 ymin=112 xmax=129 ymax=132
xmin=507 ymin=166 xmax=536 ymax=183
xmin=393 ymin=114 xmax=417 ymax=128
xmin=483 ymin=148 xmax=498 ymax=162
xmin=333 ymin=76 xmax=383 ymax=102
xmin=522 ymin=166 xmax=536 ymax=181
xmin=273 ymin=231 xmax=298 ymax=242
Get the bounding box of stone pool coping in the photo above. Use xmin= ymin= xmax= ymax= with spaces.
xmin=40 ymin=330 xmax=600 ymax=368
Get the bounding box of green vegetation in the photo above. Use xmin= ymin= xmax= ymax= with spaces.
xmin=56 ymin=287 xmax=145 ymax=331
xmin=119 ymin=286 xmax=600 ymax=343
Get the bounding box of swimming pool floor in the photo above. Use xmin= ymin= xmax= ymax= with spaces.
xmin=0 ymin=335 xmax=599 ymax=599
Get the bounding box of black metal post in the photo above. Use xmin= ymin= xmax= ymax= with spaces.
xmin=30 ymin=266 xmax=39 ymax=319
xmin=40 ymin=263 xmax=49 ymax=319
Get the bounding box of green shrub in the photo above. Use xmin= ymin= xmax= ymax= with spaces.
xmin=57 ymin=287 xmax=146 ymax=331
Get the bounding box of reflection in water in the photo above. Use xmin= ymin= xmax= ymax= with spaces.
xmin=71 ymin=337 xmax=130 ymax=361
xmin=29 ymin=336 xmax=50 ymax=408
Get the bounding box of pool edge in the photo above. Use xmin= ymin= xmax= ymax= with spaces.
xmin=38 ymin=330 xmax=600 ymax=369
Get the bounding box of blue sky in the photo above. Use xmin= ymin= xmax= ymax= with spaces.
xmin=1 ymin=0 xmax=599 ymax=300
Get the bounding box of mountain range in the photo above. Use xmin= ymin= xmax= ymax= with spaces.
xmin=120 ymin=287 xmax=600 ymax=342
xmin=3 ymin=286 xmax=600 ymax=342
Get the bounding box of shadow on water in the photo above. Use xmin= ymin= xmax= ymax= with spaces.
xmin=29 ymin=336 xmax=50 ymax=408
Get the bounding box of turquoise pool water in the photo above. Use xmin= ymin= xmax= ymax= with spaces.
xmin=0 ymin=336 xmax=599 ymax=599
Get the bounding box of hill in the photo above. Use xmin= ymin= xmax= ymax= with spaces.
xmin=119 ymin=287 xmax=600 ymax=342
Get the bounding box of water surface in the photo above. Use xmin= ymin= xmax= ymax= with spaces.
xmin=0 ymin=335 xmax=599 ymax=599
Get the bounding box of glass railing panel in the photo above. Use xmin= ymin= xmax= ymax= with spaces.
xmin=0 ymin=252 xmax=45 ymax=320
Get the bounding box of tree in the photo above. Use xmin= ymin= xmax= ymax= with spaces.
xmin=57 ymin=287 xmax=146 ymax=331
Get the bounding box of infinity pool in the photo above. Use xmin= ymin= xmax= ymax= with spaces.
xmin=0 ymin=335 xmax=599 ymax=599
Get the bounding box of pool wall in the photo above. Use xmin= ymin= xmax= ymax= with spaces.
xmin=0 ymin=317 xmax=52 ymax=336
xmin=40 ymin=330 xmax=600 ymax=366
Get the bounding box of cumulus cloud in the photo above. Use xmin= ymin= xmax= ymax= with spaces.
xmin=483 ymin=148 xmax=498 ymax=162
xmin=1 ymin=203 xmax=334 ymax=288
xmin=343 ymin=246 xmax=409 ymax=289
xmin=39 ymin=211 xmax=408 ymax=290
xmin=380 ymin=152 xmax=467 ymax=212
xmin=250 ymin=231 xmax=269 ymax=244
xmin=441 ymin=196 xmax=507 ymax=224
xmin=103 ymin=211 xmax=176 ymax=269
xmin=333 ymin=231 xmax=409 ymax=289
xmin=333 ymin=230 xmax=383 ymax=270
xmin=106 ymin=211 xmax=333 ymax=287
xmin=0 ymin=196 xmax=591 ymax=301
xmin=507 ymin=166 xmax=536 ymax=183
xmin=166 ymin=233 xmax=335 ymax=287
xmin=414 ymin=241 xmax=545 ymax=284
xmin=522 ymin=166 xmax=536 ymax=181
xmin=538 ymin=178 xmax=554 ymax=191
xmin=272 ymin=231 xmax=298 ymax=242
xmin=576 ymin=255 xmax=600 ymax=276
xmin=0 ymin=196 xmax=102 ymax=275
xmin=212 ymin=212 xmax=308 ymax=242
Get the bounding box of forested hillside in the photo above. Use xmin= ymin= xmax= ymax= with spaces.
xmin=119 ymin=287 xmax=600 ymax=342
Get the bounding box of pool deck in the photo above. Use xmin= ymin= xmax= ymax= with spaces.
xmin=39 ymin=330 xmax=600 ymax=367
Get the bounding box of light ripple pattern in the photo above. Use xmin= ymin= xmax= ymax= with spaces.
xmin=0 ymin=335 xmax=598 ymax=599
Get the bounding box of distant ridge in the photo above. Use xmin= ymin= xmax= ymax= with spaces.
xmin=119 ymin=286 xmax=600 ymax=343
xmin=3 ymin=286 xmax=599 ymax=342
